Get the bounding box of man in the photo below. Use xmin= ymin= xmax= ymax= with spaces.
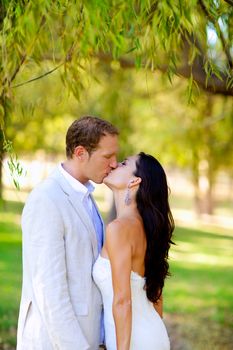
xmin=17 ymin=116 xmax=119 ymax=350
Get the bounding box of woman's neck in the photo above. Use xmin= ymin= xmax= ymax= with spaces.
xmin=113 ymin=190 xmax=139 ymax=219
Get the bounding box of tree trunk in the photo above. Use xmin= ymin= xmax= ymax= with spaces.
xmin=192 ymin=151 xmax=202 ymax=216
xmin=192 ymin=95 xmax=215 ymax=216
xmin=197 ymin=159 xmax=214 ymax=215
xmin=193 ymin=159 xmax=214 ymax=216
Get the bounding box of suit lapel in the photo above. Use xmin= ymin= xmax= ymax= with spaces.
xmin=68 ymin=192 xmax=98 ymax=258
xmin=50 ymin=168 xmax=98 ymax=258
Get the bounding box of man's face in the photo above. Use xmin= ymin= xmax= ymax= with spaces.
xmin=85 ymin=134 xmax=119 ymax=184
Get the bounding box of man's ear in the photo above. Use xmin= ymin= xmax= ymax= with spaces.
xmin=128 ymin=177 xmax=142 ymax=189
xmin=73 ymin=146 xmax=88 ymax=160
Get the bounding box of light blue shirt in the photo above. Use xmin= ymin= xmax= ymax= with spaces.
xmin=89 ymin=196 xmax=103 ymax=253
xmin=59 ymin=163 xmax=103 ymax=252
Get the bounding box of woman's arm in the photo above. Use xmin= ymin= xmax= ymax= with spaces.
xmin=106 ymin=220 xmax=132 ymax=350
xmin=154 ymin=294 xmax=163 ymax=318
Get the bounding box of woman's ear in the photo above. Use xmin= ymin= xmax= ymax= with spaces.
xmin=128 ymin=177 xmax=142 ymax=189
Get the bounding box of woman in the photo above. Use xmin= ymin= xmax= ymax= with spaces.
xmin=93 ymin=152 xmax=174 ymax=350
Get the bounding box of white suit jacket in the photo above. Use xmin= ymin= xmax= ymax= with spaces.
xmin=17 ymin=167 xmax=103 ymax=350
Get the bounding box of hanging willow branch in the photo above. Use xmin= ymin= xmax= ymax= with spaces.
xmin=11 ymin=62 xmax=64 ymax=88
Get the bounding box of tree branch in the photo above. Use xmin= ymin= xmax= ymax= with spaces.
xmin=11 ymin=40 xmax=77 ymax=88
xmin=2 ymin=15 xmax=46 ymax=89
xmin=199 ymin=0 xmax=233 ymax=68
xmin=11 ymin=62 xmax=64 ymax=88
xmin=9 ymin=54 xmax=27 ymax=84
xmin=173 ymin=63 xmax=233 ymax=96
xmin=96 ymin=52 xmax=233 ymax=96
xmin=145 ymin=1 xmax=158 ymax=25
xmin=223 ymin=0 xmax=233 ymax=6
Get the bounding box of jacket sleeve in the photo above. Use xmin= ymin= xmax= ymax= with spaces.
xmin=22 ymin=191 xmax=90 ymax=350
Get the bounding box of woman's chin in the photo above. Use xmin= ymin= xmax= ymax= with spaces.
xmin=103 ymin=175 xmax=110 ymax=186
xmin=103 ymin=175 xmax=113 ymax=188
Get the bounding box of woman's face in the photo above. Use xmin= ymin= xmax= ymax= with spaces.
xmin=103 ymin=155 xmax=138 ymax=189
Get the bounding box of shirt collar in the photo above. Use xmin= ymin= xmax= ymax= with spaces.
xmin=59 ymin=163 xmax=95 ymax=199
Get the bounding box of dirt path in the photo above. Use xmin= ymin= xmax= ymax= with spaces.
xmin=165 ymin=314 xmax=233 ymax=350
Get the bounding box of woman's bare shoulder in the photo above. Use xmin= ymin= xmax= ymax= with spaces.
xmin=105 ymin=218 xmax=134 ymax=257
xmin=106 ymin=218 xmax=129 ymax=235
xmin=106 ymin=216 xmax=141 ymax=240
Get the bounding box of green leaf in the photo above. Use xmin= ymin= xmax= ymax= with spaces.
xmin=135 ymin=56 xmax=142 ymax=68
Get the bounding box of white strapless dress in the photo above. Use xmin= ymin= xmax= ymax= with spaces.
xmin=93 ymin=255 xmax=170 ymax=350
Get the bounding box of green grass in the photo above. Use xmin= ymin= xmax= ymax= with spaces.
xmin=164 ymin=226 xmax=233 ymax=325
xmin=0 ymin=201 xmax=23 ymax=349
xmin=163 ymin=225 xmax=233 ymax=349
xmin=0 ymin=200 xmax=233 ymax=349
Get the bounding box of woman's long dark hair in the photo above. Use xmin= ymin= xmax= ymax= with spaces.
xmin=134 ymin=152 xmax=175 ymax=303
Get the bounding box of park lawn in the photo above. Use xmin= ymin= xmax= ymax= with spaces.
xmin=0 ymin=201 xmax=23 ymax=349
xmin=0 ymin=200 xmax=233 ymax=349
xmin=164 ymin=225 xmax=233 ymax=325
xmin=163 ymin=225 xmax=233 ymax=349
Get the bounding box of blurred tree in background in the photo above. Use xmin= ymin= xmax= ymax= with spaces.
xmin=0 ymin=0 xmax=233 ymax=213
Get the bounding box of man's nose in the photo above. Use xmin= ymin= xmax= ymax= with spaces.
xmin=110 ymin=158 xmax=118 ymax=169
